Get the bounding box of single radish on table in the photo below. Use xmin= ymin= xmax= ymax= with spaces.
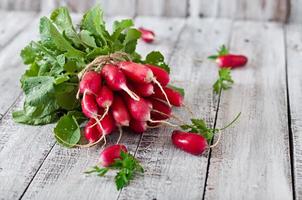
xmin=172 ymin=131 xmax=208 ymax=155
xmin=79 ymin=71 xmax=102 ymax=95
xmin=101 ymin=64 xmax=139 ymax=101
xmin=138 ymin=27 xmax=155 ymax=43
xmin=99 ymin=144 xmax=128 ymax=167
xmin=208 ymin=45 xmax=248 ymax=68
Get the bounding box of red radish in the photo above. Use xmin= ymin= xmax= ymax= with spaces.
xmin=145 ymin=64 xmax=170 ymax=86
xmin=123 ymin=94 xmax=152 ymax=121
xmin=111 ymin=95 xmax=131 ymax=127
xmin=81 ymin=92 xmax=99 ymax=118
xmin=99 ymin=144 xmax=128 ymax=167
xmin=118 ymin=61 xmax=154 ymax=84
xmin=152 ymin=86 xmax=183 ymax=107
xmin=79 ymin=71 xmax=102 ymax=94
xmin=96 ymin=110 xmax=116 ymax=135
xmin=128 ymin=81 xmax=154 ymax=97
xmin=138 ymin=27 xmax=155 ymax=43
xmin=216 ymin=54 xmax=248 ymax=68
xmin=84 ymin=118 xmax=101 ymax=143
xmin=129 ymin=120 xmax=147 ymax=134
xmin=118 ymin=61 xmax=172 ymax=106
xmin=101 ymin=64 xmax=139 ymax=101
xmin=150 ymin=98 xmax=171 ymax=120
xmin=96 ymin=85 xmax=114 ymax=108
xmin=172 ymin=131 xmax=208 ymax=155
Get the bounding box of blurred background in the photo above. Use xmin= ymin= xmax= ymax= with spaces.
xmin=0 ymin=0 xmax=300 ymax=23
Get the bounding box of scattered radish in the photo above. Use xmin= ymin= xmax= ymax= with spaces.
xmin=145 ymin=64 xmax=170 ymax=86
xmin=84 ymin=118 xmax=102 ymax=143
xmin=99 ymin=144 xmax=128 ymax=167
xmin=111 ymin=95 xmax=131 ymax=127
xmin=216 ymin=55 xmax=248 ymax=68
xmin=138 ymin=27 xmax=155 ymax=43
xmin=101 ymin=64 xmax=139 ymax=101
xmin=129 ymin=120 xmax=147 ymax=134
xmin=79 ymin=71 xmax=102 ymax=94
xmin=81 ymin=92 xmax=99 ymax=118
xmin=152 ymin=86 xmax=183 ymax=107
xmin=172 ymin=131 xmax=208 ymax=155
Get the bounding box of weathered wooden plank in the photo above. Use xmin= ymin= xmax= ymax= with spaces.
xmin=118 ymin=18 xmax=232 ymax=200
xmin=204 ymin=21 xmax=293 ymax=199
xmin=20 ymin=17 xmax=184 ymax=199
xmin=0 ymin=12 xmax=36 ymax=51
xmin=198 ymin=0 xmax=289 ymax=22
xmin=100 ymin=0 xmax=136 ymax=17
xmin=136 ymin=0 xmax=188 ymax=17
xmin=286 ymin=24 xmax=302 ymax=199
xmin=289 ymin=0 xmax=302 ymax=23
xmin=0 ymin=0 xmax=40 ymax=11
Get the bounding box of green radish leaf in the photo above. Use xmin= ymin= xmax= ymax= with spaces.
xmin=112 ymin=19 xmax=134 ymax=41
xmin=207 ymin=55 xmax=218 ymax=60
xmin=79 ymin=30 xmax=97 ymax=48
xmin=218 ymin=45 xmax=229 ymax=56
xmin=123 ymin=28 xmax=141 ymax=54
xmin=168 ymin=85 xmax=185 ymax=96
xmin=54 ymin=114 xmax=81 ymax=148
xmin=213 ymin=68 xmax=234 ymax=94
xmin=144 ymin=51 xmax=170 ymax=73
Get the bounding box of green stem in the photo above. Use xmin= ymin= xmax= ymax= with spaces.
xmin=218 ymin=112 xmax=241 ymax=131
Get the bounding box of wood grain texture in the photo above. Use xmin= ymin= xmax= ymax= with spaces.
xmin=0 ymin=13 xmax=38 ymax=115
xmin=286 ymin=24 xmax=302 ymax=199
xmin=0 ymin=0 xmax=40 ymax=11
xmin=289 ymin=0 xmax=302 ymax=23
xmin=20 ymin=16 xmax=184 ymax=200
xmin=118 ymin=18 xmax=232 ymax=200
xmin=100 ymin=0 xmax=136 ymax=17
xmin=136 ymin=0 xmax=188 ymax=17
xmin=198 ymin=0 xmax=289 ymax=22
xmin=204 ymin=21 xmax=293 ymax=200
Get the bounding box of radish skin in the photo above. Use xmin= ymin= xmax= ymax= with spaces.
xmin=128 ymin=81 xmax=154 ymax=97
xmin=100 ymin=144 xmax=128 ymax=167
xmin=138 ymin=27 xmax=155 ymax=43
xmin=145 ymin=64 xmax=170 ymax=86
xmin=79 ymin=71 xmax=102 ymax=94
xmin=152 ymin=86 xmax=183 ymax=107
xmin=129 ymin=120 xmax=147 ymax=134
xmin=150 ymin=98 xmax=171 ymax=120
xmin=96 ymin=111 xmax=116 ymax=135
xmin=84 ymin=118 xmax=102 ymax=143
xmin=96 ymin=85 xmax=114 ymax=108
xmin=172 ymin=131 xmax=208 ymax=155
xmin=123 ymin=94 xmax=152 ymax=121
xmin=81 ymin=91 xmax=99 ymax=118
xmin=101 ymin=64 xmax=139 ymax=101
xmin=111 ymin=95 xmax=131 ymax=127
xmin=118 ymin=61 xmax=153 ymax=84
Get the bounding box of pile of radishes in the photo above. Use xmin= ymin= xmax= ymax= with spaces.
xmin=78 ymin=61 xmax=183 ymax=148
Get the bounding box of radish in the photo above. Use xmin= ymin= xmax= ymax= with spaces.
xmin=84 ymin=118 xmax=101 ymax=143
xmin=122 ymin=94 xmax=152 ymax=121
xmin=128 ymin=81 xmax=154 ymax=97
xmin=111 ymin=95 xmax=131 ymax=127
xmin=81 ymin=92 xmax=99 ymax=118
xmin=118 ymin=61 xmax=171 ymax=106
xmin=96 ymin=110 xmax=116 ymax=136
xmin=138 ymin=27 xmax=155 ymax=43
xmin=172 ymin=131 xmax=208 ymax=155
xmin=152 ymin=86 xmax=183 ymax=107
xmin=216 ymin=54 xmax=248 ymax=68
xmin=96 ymin=85 xmax=114 ymax=108
xmin=79 ymin=71 xmax=102 ymax=95
xmin=145 ymin=64 xmax=170 ymax=86
xmin=129 ymin=120 xmax=148 ymax=134
xmin=99 ymin=144 xmax=128 ymax=167
xmin=150 ymin=98 xmax=171 ymax=120
xmin=101 ymin=64 xmax=139 ymax=101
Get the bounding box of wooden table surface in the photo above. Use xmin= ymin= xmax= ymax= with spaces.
xmin=0 ymin=11 xmax=301 ymax=200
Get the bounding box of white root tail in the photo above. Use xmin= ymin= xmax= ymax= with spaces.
xmin=152 ymin=78 xmax=172 ymax=107
xmin=123 ymin=86 xmax=140 ymax=101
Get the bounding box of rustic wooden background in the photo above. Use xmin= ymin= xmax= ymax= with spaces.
xmin=0 ymin=0 xmax=299 ymax=22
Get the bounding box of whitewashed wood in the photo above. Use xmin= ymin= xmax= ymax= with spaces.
xmin=20 ymin=17 xmax=185 ymax=200
xmin=118 ymin=18 xmax=232 ymax=200
xmin=199 ymin=0 xmax=289 ymax=22
xmin=204 ymin=21 xmax=293 ymax=199
xmin=286 ymin=24 xmax=302 ymax=199
xmin=0 ymin=12 xmax=36 ymax=51
xmin=99 ymin=0 xmax=136 ymax=17
xmin=136 ymin=0 xmax=188 ymax=17
xmin=0 ymin=0 xmax=40 ymax=11
xmin=289 ymin=0 xmax=302 ymax=23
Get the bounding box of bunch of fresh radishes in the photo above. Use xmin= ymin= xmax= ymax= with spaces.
xmin=78 ymin=61 xmax=183 ymax=147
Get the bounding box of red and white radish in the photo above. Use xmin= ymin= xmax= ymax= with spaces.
xmin=145 ymin=64 xmax=170 ymax=86
xmin=81 ymin=92 xmax=99 ymax=118
xmin=123 ymin=94 xmax=152 ymax=121
xmin=171 ymin=131 xmax=208 ymax=155
xmin=96 ymin=110 xmax=116 ymax=136
xmin=79 ymin=71 xmax=102 ymax=95
xmin=84 ymin=118 xmax=102 ymax=143
xmin=101 ymin=64 xmax=139 ymax=101
xmin=150 ymin=98 xmax=171 ymax=120
xmin=216 ymin=54 xmax=248 ymax=68
xmin=99 ymin=144 xmax=128 ymax=167
xmin=129 ymin=120 xmax=148 ymax=134
xmin=111 ymin=95 xmax=131 ymax=127
xmin=152 ymin=86 xmax=183 ymax=107
xmin=128 ymin=81 xmax=154 ymax=97
xmin=138 ymin=27 xmax=155 ymax=43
